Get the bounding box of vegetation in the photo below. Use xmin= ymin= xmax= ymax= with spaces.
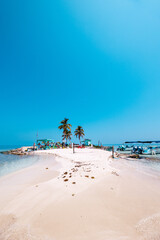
xmin=93 ymin=145 xmax=102 ymax=149
xmin=74 ymin=126 xmax=85 ymax=144
xmin=62 ymin=129 xmax=72 ymax=144
xmin=58 ymin=118 xmax=72 ymax=144
xmin=58 ymin=119 xmax=85 ymax=146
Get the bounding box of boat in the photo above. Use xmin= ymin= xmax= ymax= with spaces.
xmin=118 ymin=140 xmax=160 ymax=155
xmin=142 ymin=146 xmax=160 ymax=155
xmin=132 ymin=146 xmax=143 ymax=154
xmin=117 ymin=144 xmax=133 ymax=152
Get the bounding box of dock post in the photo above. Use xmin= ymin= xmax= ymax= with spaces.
xmin=112 ymin=146 xmax=114 ymax=158
xmin=72 ymin=143 xmax=75 ymax=154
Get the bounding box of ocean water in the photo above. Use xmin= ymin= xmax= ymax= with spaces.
xmin=0 ymin=145 xmax=39 ymax=177
xmin=0 ymin=145 xmax=22 ymax=152
xmin=0 ymin=154 xmax=39 ymax=177
xmin=103 ymin=144 xmax=120 ymax=149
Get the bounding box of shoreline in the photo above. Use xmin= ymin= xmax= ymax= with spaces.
xmin=0 ymin=148 xmax=160 ymax=239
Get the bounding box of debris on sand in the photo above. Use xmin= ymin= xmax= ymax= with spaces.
xmin=111 ymin=171 xmax=119 ymax=176
xmin=75 ymin=165 xmax=81 ymax=168
xmin=64 ymin=179 xmax=69 ymax=182
xmin=85 ymin=175 xmax=89 ymax=178
xmin=72 ymin=182 xmax=76 ymax=184
xmin=129 ymin=154 xmax=139 ymax=159
xmin=91 ymin=176 xmax=95 ymax=179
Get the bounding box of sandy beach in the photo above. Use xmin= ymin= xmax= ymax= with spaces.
xmin=0 ymin=148 xmax=160 ymax=240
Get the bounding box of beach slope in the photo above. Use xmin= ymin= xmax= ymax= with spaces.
xmin=0 ymin=148 xmax=160 ymax=240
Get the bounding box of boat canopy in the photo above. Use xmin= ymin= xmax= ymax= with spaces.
xmin=125 ymin=141 xmax=160 ymax=144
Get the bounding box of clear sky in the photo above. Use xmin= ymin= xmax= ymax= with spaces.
xmin=0 ymin=0 xmax=160 ymax=145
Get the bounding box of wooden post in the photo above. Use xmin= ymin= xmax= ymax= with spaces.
xmin=112 ymin=146 xmax=114 ymax=158
xmin=72 ymin=143 xmax=75 ymax=154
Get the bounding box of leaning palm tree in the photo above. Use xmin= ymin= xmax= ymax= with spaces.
xmin=58 ymin=118 xmax=72 ymax=143
xmin=74 ymin=126 xmax=85 ymax=145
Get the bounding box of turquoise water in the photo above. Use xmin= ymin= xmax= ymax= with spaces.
xmin=0 ymin=145 xmax=22 ymax=152
xmin=0 ymin=153 xmax=39 ymax=177
xmin=0 ymin=145 xmax=39 ymax=177
xmin=103 ymin=144 xmax=120 ymax=150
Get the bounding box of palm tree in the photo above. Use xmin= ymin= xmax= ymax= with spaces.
xmin=58 ymin=118 xmax=72 ymax=144
xmin=58 ymin=118 xmax=72 ymax=131
xmin=74 ymin=126 xmax=85 ymax=145
xmin=62 ymin=130 xmax=72 ymax=144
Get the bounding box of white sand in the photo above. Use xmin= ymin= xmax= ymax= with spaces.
xmin=0 ymin=148 xmax=160 ymax=240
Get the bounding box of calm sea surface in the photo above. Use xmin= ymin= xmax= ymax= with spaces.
xmin=0 ymin=145 xmax=39 ymax=177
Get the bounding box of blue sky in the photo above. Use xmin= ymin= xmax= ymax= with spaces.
xmin=0 ymin=0 xmax=160 ymax=145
